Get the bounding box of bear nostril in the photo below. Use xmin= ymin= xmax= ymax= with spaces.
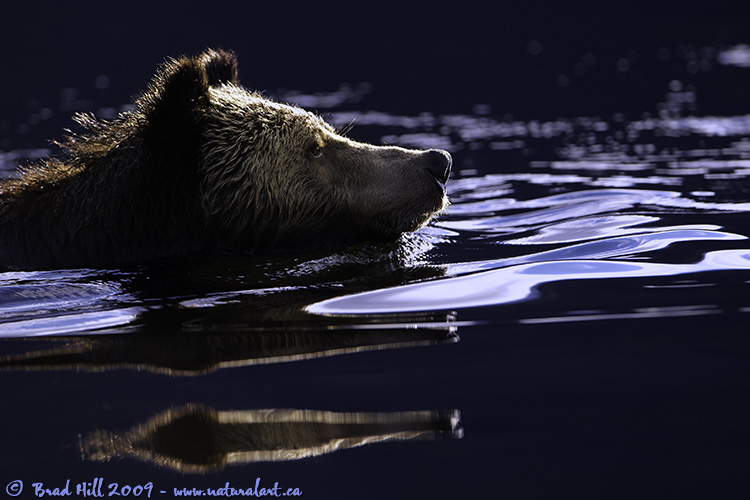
xmin=424 ymin=149 xmax=452 ymax=185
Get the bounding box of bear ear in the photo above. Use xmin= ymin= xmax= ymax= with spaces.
xmin=200 ymin=48 xmax=240 ymax=87
xmin=140 ymin=55 xmax=210 ymax=131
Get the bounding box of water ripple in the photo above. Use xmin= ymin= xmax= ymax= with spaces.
xmin=0 ymin=269 xmax=140 ymax=337
xmin=307 ymin=249 xmax=750 ymax=315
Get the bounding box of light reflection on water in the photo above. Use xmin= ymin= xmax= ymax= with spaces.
xmin=307 ymin=176 xmax=750 ymax=317
xmin=307 ymin=249 xmax=750 ymax=315
xmin=80 ymin=406 xmax=462 ymax=472
xmin=4 ymin=176 xmax=748 ymax=334
xmin=0 ymin=269 xmax=141 ymax=337
xmin=717 ymin=44 xmax=750 ymax=68
xmin=2 ymin=53 xmax=750 ymax=336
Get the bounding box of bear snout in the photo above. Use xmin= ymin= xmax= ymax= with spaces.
xmin=423 ymin=149 xmax=452 ymax=185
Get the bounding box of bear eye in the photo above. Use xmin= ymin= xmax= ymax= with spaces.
xmin=308 ymin=145 xmax=323 ymax=159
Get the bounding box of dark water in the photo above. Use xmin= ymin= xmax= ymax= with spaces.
xmin=3 ymin=6 xmax=750 ymax=499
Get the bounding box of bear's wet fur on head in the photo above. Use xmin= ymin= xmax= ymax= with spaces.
xmin=0 ymin=49 xmax=451 ymax=270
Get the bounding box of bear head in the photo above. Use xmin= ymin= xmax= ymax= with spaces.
xmin=147 ymin=49 xmax=451 ymax=252
xmin=0 ymin=49 xmax=451 ymax=268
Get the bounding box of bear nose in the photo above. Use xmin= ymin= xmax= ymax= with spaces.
xmin=424 ymin=149 xmax=452 ymax=185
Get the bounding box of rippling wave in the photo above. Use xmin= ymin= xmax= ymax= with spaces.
xmin=308 ymin=180 xmax=750 ymax=315
xmin=3 ymin=67 xmax=750 ymax=336
xmin=0 ymin=269 xmax=141 ymax=337
xmin=308 ymin=249 xmax=750 ymax=315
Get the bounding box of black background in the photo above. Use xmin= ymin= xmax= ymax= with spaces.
xmin=2 ymin=0 xmax=749 ymax=149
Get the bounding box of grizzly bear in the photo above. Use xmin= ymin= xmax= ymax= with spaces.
xmin=0 ymin=49 xmax=451 ymax=270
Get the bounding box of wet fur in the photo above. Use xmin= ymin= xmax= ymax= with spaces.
xmin=0 ymin=49 xmax=449 ymax=270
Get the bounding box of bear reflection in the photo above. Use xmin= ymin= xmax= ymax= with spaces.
xmin=81 ymin=405 xmax=462 ymax=473
xmin=0 ymin=316 xmax=457 ymax=375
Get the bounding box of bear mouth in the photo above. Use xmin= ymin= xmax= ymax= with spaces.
xmin=367 ymin=198 xmax=448 ymax=241
xmin=427 ymin=172 xmax=449 ymax=195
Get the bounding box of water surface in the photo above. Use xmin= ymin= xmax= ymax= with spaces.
xmin=2 ymin=40 xmax=750 ymax=500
